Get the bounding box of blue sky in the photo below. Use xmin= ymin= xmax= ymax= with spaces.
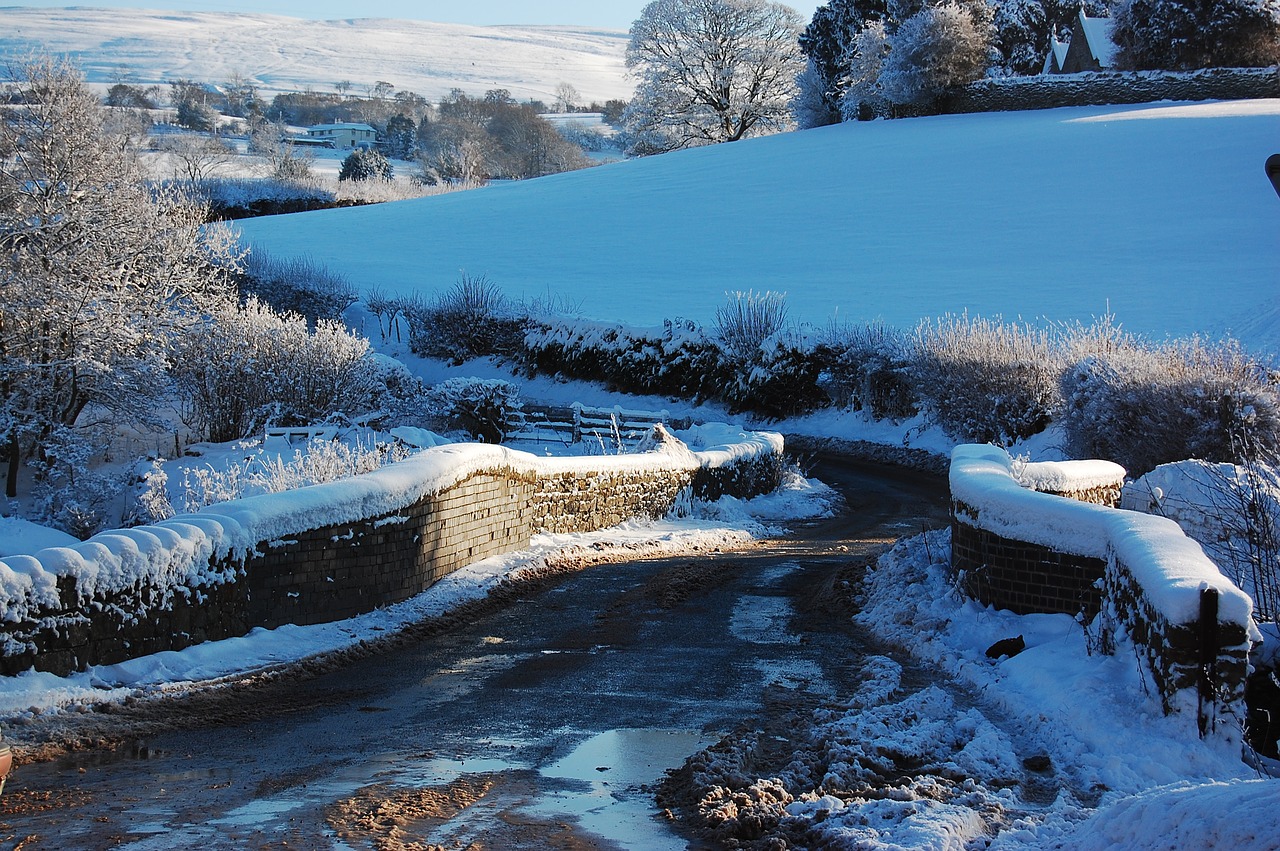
xmin=14 ymin=1 xmax=823 ymax=29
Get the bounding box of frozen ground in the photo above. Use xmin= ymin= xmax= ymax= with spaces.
xmin=239 ymin=100 xmax=1280 ymax=356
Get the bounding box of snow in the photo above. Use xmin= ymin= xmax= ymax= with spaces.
xmin=846 ymin=531 xmax=1276 ymax=851
xmin=0 ymin=516 xmax=77 ymax=558
xmin=1015 ymin=459 xmax=1125 ymax=494
xmin=951 ymin=444 xmax=1256 ymax=627
xmin=239 ymin=100 xmax=1280 ymax=356
xmin=0 ymin=8 xmax=631 ymax=104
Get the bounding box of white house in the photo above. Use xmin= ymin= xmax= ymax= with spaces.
xmin=303 ymin=123 xmax=378 ymax=150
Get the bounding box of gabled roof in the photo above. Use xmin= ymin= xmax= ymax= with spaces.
xmin=1077 ymin=13 xmax=1117 ymax=68
xmin=1043 ymin=37 xmax=1070 ymax=74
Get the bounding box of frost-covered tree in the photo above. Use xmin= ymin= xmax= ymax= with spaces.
xmin=840 ymin=20 xmax=892 ymax=118
xmin=0 ymin=57 xmax=240 ymax=497
xmin=338 ymin=148 xmax=393 ymax=182
xmin=798 ymin=0 xmax=890 ymax=126
xmin=878 ymin=1 xmax=995 ymax=106
xmin=172 ymin=297 xmax=382 ymax=443
xmin=623 ymin=0 xmax=806 ymax=152
xmin=1110 ymin=0 xmax=1280 ymax=69
xmin=153 ymin=131 xmax=237 ymax=182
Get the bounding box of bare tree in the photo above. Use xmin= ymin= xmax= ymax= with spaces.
xmin=153 ymin=131 xmax=237 ymax=182
xmin=554 ymin=82 xmax=581 ymax=113
xmin=623 ymin=0 xmax=806 ymax=153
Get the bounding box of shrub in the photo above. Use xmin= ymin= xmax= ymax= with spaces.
xmin=172 ymin=297 xmax=383 ymax=443
xmin=426 ymin=378 xmax=524 ymax=443
xmin=912 ymin=313 xmax=1061 ymax=445
xmin=240 ymin=249 xmax=358 ymax=325
xmin=338 ymin=148 xmax=393 ymax=182
xmin=815 ymin=322 xmax=918 ymax=420
xmin=404 ymin=274 xmax=525 ymax=364
xmin=174 ymin=436 xmax=415 ymax=515
xmin=1060 ymin=336 xmax=1280 ymax=475
xmin=715 ymin=290 xmax=791 ymax=364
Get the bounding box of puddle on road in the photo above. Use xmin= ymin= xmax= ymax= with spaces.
xmin=532 ymin=728 xmax=715 ymax=850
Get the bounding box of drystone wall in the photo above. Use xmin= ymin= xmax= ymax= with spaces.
xmin=949 ymin=444 xmax=1259 ymax=739
xmin=940 ymin=67 xmax=1280 ymax=115
xmin=0 ymin=427 xmax=783 ymax=676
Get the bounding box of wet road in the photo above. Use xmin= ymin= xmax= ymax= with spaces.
xmin=0 ymin=453 xmax=948 ymax=850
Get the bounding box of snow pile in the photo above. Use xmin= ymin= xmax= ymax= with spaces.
xmin=951 ymin=444 xmax=1253 ymax=627
xmin=844 ymin=531 xmax=1275 ymax=850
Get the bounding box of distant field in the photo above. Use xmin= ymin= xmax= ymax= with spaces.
xmin=237 ymin=100 xmax=1280 ymax=355
xmin=0 ymin=8 xmax=631 ymax=103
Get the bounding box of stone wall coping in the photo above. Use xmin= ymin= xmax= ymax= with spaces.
xmin=0 ymin=425 xmax=780 ymax=623
xmin=951 ymin=444 xmax=1256 ymax=630
xmin=1016 ymin=458 xmax=1126 ymax=493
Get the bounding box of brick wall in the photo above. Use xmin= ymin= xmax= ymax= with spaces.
xmin=950 ymin=512 xmax=1105 ymax=616
xmin=0 ymin=429 xmax=782 ymax=676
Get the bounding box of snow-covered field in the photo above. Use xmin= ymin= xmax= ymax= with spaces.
xmin=0 ymin=8 xmax=631 ymax=104
xmin=240 ymin=99 xmax=1280 ymax=356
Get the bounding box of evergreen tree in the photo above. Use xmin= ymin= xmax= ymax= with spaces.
xmin=1111 ymin=0 xmax=1280 ymax=69
xmin=338 ymin=148 xmax=394 ymax=182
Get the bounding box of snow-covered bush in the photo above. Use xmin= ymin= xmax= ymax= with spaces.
xmin=715 ymin=290 xmax=791 ymax=365
xmin=172 ymin=297 xmax=383 ymax=443
xmin=241 ymin=248 xmax=358 ymax=325
xmin=175 ymin=436 xmax=416 ymax=515
xmin=338 ymin=148 xmax=393 ymax=182
xmin=1125 ymin=458 xmax=1280 ymax=626
xmin=404 ymin=274 xmax=525 ymax=364
xmin=30 ymin=426 xmax=129 ymax=538
xmin=879 ymin=1 xmax=996 ymax=107
xmin=426 ymin=378 xmax=524 ymax=444
xmin=1060 ymin=336 xmax=1280 ymax=476
xmin=816 ymin=322 xmax=918 ymax=419
xmin=523 ymin=317 xmax=728 ymax=403
xmin=912 ymin=313 xmax=1061 ymax=444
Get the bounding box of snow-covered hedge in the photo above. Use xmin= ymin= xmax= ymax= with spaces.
xmin=950 ymin=444 xmax=1260 ymax=733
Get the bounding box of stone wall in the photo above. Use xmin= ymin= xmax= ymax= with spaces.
xmin=939 ymin=67 xmax=1280 ymax=115
xmin=0 ymin=428 xmax=783 ymax=676
xmin=1103 ymin=550 xmax=1253 ymax=738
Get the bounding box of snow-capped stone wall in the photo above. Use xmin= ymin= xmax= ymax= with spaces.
xmin=950 ymin=444 xmax=1259 ymax=735
xmin=0 ymin=426 xmax=783 ymax=676
xmin=940 ymin=67 xmax=1280 ymax=115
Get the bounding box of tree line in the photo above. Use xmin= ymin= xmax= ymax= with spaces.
xmin=621 ymin=0 xmax=1280 ymax=150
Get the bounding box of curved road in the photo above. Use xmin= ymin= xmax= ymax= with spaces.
xmin=0 ymin=453 xmax=949 ymax=850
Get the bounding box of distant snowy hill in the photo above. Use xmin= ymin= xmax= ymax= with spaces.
xmin=238 ymin=99 xmax=1280 ymax=356
xmin=0 ymin=7 xmax=631 ymax=103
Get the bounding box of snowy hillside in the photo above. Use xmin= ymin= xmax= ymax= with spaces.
xmin=0 ymin=8 xmax=631 ymax=103
xmin=238 ymin=99 xmax=1280 ymax=355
